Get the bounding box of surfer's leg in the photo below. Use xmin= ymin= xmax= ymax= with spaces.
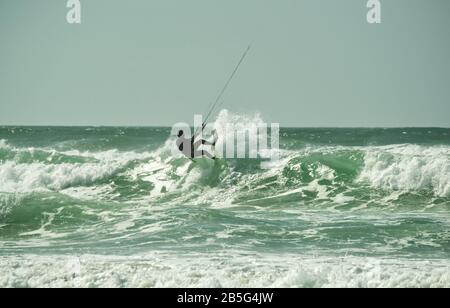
xmin=192 ymin=149 xmax=215 ymax=160
xmin=193 ymin=140 xmax=215 ymax=159
xmin=193 ymin=149 xmax=215 ymax=159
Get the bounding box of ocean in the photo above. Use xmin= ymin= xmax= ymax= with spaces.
xmin=0 ymin=113 xmax=449 ymax=288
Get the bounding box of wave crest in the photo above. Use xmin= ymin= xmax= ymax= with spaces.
xmin=0 ymin=150 xmax=152 ymax=193
xmin=358 ymin=145 xmax=450 ymax=197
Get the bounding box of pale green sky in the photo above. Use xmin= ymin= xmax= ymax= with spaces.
xmin=0 ymin=0 xmax=449 ymax=127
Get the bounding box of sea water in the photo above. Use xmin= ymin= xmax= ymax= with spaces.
xmin=0 ymin=112 xmax=449 ymax=287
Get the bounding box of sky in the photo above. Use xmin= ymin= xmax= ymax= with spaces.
xmin=0 ymin=0 xmax=449 ymax=127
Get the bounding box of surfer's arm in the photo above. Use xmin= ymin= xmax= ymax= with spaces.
xmin=193 ymin=123 xmax=207 ymax=139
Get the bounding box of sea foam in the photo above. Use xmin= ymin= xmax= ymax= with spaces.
xmin=0 ymin=253 xmax=448 ymax=288
xmin=0 ymin=150 xmax=153 ymax=193
xmin=358 ymin=145 xmax=450 ymax=197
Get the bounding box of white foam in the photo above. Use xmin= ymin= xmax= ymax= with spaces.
xmin=0 ymin=150 xmax=153 ymax=194
xmin=0 ymin=161 xmax=117 ymax=193
xmin=0 ymin=139 xmax=10 ymax=150
xmin=212 ymin=109 xmax=276 ymax=160
xmin=332 ymin=193 xmax=355 ymax=204
xmin=358 ymin=145 xmax=450 ymax=197
xmin=0 ymin=253 xmax=448 ymax=288
xmin=0 ymin=193 xmax=25 ymax=217
xmin=61 ymin=184 xmax=118 ymax=201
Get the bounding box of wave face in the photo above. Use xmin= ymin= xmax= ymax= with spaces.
xmin=0 ymin=116 xmax=449 ymax=288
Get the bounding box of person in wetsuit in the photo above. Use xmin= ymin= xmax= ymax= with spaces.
xmin=176 ymin=125 xmax=216 ymax=160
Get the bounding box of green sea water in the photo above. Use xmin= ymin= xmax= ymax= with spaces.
xmin=0 ymin=117 xmax=449 ymax=287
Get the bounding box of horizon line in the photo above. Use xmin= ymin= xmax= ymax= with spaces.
xmin=1 ymin=125 xmax=449 ymax=129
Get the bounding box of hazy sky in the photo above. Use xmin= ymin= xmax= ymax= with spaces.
xmin=1 ymin=0 xmax=449 ymax=127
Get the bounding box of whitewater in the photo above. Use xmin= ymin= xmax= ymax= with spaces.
xmin=0 ymin=111 xmax=449 ymax=288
